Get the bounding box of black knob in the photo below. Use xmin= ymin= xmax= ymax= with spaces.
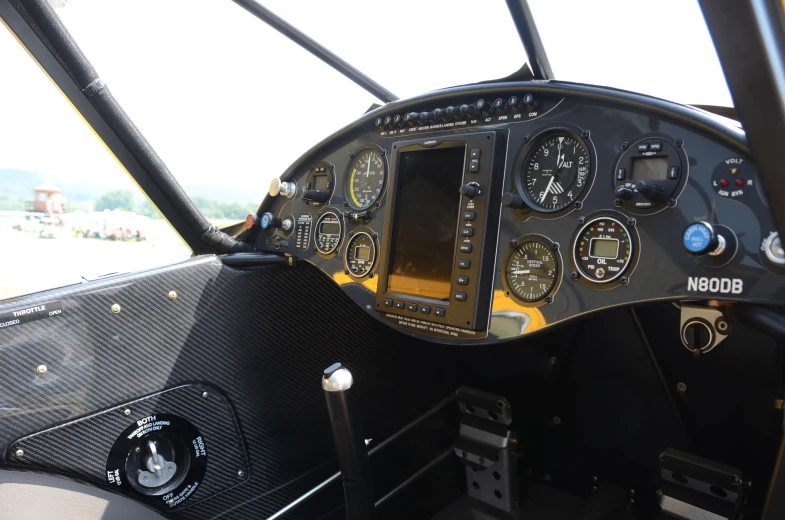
xmin=302 ymin=189 xmax=329 ymax=204
xmin=508 ymin=95 xmax=521 ymax=110
xmin=682 ymin=320 xmax=714 ymax=352
xmin=459 ymin=184 xmax=479 ymax=198
xmin=383 ymin=115 xmax=393 ymax=127
xmin=476 ymin=99 xmax=493 ymax=115
xmin=260 ymin=212 xmax=282 ymax=230
xmin=446 ymin=106 xmax=459 ymax=120
xmin=374 ymin=117 xmax=383 ymax=128
xmin=392 ymin=114 xmax=403 ymax=127
xmin=635 ymin=180 xmax=667 ymax=201
xmin=523 ymin=93 xmax=538 ymax=108
xmin=493 ymin=98 xmax=506 ymax=112
xmin=615 ymin=186 xmax=635 ymax=200
xmin=460 ymin=103 xmax=477 ymax=117
xmin=433 ymin=108 xmax=446 ymax=121
xmin=403 ymin=112 xmax=420 ymax=126
xmin=502 ymin=192 xmax=526 ymax=209
xmin=419 ymin=111 xmax=434 ymax=122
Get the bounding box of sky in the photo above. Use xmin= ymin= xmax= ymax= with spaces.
xmin=0 ymin=0 xmax=732 ymax=211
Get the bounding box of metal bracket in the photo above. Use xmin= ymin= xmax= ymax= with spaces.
xmin=454 ymin=387 xmax=519 ymax=517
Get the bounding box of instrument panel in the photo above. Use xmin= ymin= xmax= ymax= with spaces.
xmin=254 ymin=81 xmax=785 ymax=344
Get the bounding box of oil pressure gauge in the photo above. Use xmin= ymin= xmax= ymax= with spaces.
xmin=344 ymin=231 xmax=377 ymax=278
xmin=572 ymin=216 xmax=636 ymax=286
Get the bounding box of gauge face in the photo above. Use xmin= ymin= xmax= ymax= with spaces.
xmin=522 ymin=132 xmax=591 ymax=212
xmin=573 ymin=217 xmax=633 ymax=283
xmin=345 ymin=232 xmax=376 ymax=278
xmin=505 ymin=240 xmax=559 ymax=302
xmin=314 ymin=211 xmax=342 ymax=255
xmin=346 ymin=149 xmax=386 ymax=210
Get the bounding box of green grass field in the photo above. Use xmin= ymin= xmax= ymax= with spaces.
xmin=0 ymin=219 xmax=193 ymax=300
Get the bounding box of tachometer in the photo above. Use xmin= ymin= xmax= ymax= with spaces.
xmin=520 ymin=130 xmax=591 ymax=212
xmin=345 ymin=231 xmax=376 ymax=278
xmin=345 ymin=148 xmax=386 ymax=210
xmin=504 ymin=238 xmax=560 ymax=304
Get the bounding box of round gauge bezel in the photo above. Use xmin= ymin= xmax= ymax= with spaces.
xmin=514 ymin=124 xmax=596 ymax=218
xmin=502 ymin=234 xmax=563 ymax=308
xmin=304 ymin=161 xmax=335 ymax=208
xmin=344 ymin=229 xmax=378 ymax=278
xmin=314 ymin=210 xmax=343 ymax=256
xmin=344 ymin=145 xmax=388 ymax=211
xmin=570 ymin=213 xmax=640 ymax=289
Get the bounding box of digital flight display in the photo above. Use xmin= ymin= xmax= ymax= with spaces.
xmin=387 ymin=146 xmax=465 ymax=300
xmin=630 ymin=156 xmax=668 ymax=181
xmin=313 ymin=174 xmax=329 ymax=191
xmin=590 ymin=238 xmax=619 ymax=258
xmin=320 ymin=222 xmax=340 ymax=235
xmin=355 ymin=245 xmax=371 ymax=261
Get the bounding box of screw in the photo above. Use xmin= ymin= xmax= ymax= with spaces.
xmin=732 ymin=475 xmax=741 ymax=484
xmin=552 ymin=242 xmax=559 ymax=251
xmin=667 ymin=198 xmax=677 ymax=207
xmin=504 ymin=291 xmax=510 ymax=297
xmin=344 ymin=269 xmax=350 ymax=275
xmin=571 ymin=271 xmax=580 ymax=280
xmin=629 ymin=499 xmax=635 ymax=505
xmin=135 ymin=447 xmax=141 ymax=453
xmin=550 ymin=356 xmax=558 ymax=365
xmin=111 ymin=304 xmax=121 ymax=314
xmin=614 ymin=198 xmax=622 ymax=208
xmin=544 ymin=473 xmax=552 ymax=482
xmin=202 ymin=391 xmax=209 ymax=398
xmin=677 ymin=382 xmax=687 ymax=393
xmin=380 ymin=150 xmax=385 ymax=156
xmin=628 ymin=489 xmax=636 ymax=497
xmin=578 ymin=216 xmax=586 ymax=225
xmin=348 ymin=231 xmax=354 ymax=236
xmin=659 ymin=453 xmax=666 ymax=463
xmin=510 ymin=239 xmax=517 ymax=248
xmin=582 ymin=130 xmax=590 ymax=139
xmin=627 ymin=218 xmax=636 ymax=227
xmin=168 ymin=291 xmax=177 ymax=301
xmin=238 ymin=470 xmax=246 ymax=478
xmin=552 ymin=416 xmax=561 ymax=425
xmin=36 ymin=365 xmax=47 ymax=375
xmin=167 ymin=499 xmax=175 ymax=507
xmin=15 ymin=448 xmax=23 ymax=458
xmin=675 ymin=139 xmax=683 ymax=147
xmin=169 ymin=466 xmax=174 ymax=472
xmin=369 ymin=272 xmax=375 ymax=279
xmin=592 ymin=476 xmax=598 ymax=483
xmin=620 ymin=276 xmax=629 ymax=285
xmin=621 ymin=142 xmax=629 ymax=151
xmin=717 ymin=320 xmax=728 ymax=332
xmin=574 ymin=200 xmax=583 ymax=209
xmin=545 ymin=295 xmax=554 ymax=304
xmin=343 ymin=202 xmax=348 ymax=207
xmin=348 ymin=153 xmax=354 ymax=159
xmin=124 ymin=408 xmax=131 ymax=416
xmin=143 ymin=476 xmax=148 ymax=481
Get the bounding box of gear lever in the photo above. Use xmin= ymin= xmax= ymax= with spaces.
xmin=322 ymin=362 xmax=375 ymax=519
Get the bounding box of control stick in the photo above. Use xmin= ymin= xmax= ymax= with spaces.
xmin=322 ymin=363 xmax=375 ymax=520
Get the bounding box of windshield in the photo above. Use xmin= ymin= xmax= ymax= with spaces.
xmin=528 ymin=0 xmax=733 ymax=107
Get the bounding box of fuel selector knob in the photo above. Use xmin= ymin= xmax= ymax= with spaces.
xmin=682 ymin=320 xmax=714 ymax=352
xmin=683 ymin=221 xmax=738 ymax=267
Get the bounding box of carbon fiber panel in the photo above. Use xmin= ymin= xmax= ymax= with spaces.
xmin=7 ymin=384 xmax=247 ymax=512
xmin=0 ymin=257 xmax=455 ymax=519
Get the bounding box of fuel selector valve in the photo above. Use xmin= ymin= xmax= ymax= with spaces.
xmin=682 ymin=221 xmax=738 ymax=267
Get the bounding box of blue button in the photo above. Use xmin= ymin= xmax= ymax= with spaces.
xmin=683 ymin=223 xmax=713 ymax=254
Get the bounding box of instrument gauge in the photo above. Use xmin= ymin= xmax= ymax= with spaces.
xmin=519 ymin=130 xmax=592 ymax=212
xmin=345 ymin=148 xmax=386 ymax=210
xmin=573 ymin=216 xmax=633 ymax=284
xmin=345 ymin=231 xmax=377 ymax=278
xmin=504 ymin=236 xmax=561 ymax=305
xmin=314 ymin=211 xmax=342 ymax=255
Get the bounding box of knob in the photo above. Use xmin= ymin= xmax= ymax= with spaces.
xmin=269 ymin=178 xmax=296 ymax=198
xmin=460 ymin=103 xmax=477 ymax=117
xmin=260 ymin=212 xmax=282 ymax=230
xmin=392 ymin=114 xmax=403 ymax=127
xmin=635 ymin=180 xmax=667 ymax=201
xmin=493 ymin=98 xmax=506 ymax=113
xmin=403 ymin=112 xmax=420 ymax=126
xmin=615 ymin=186 xmax=635 ymax=200
xmin=383 ymin=115 xmax=393 ymax=127
xmin=445 ymin=106 xmax=459 ymax=120
xmin=502 ymin=191 xmax=526 ymax=209
xmin=459 ymin=183 xmax=479 ymax=198
xmin=301 ymin=189 xmax=329 ymax=204
xmin=419 ymin=111 xmax=434 ymax=123
xmin=433 ymin=108 xmax=446 ymax=121
xmin=476 ymin=98 xmax=493 ymax=115
xmin=683 ymin=222 xmax=724 ymax=256
xmin=682 ymin=320 xmax=714 ymax=352
xmin=508 ymin=95 xmax=521 ymax=110
xmin=374 ymin=117 xmax=383 ymax=128
xmin=763 ymin=232 xmax=785 ymax=266
xmin=522 ymin=93 xmax=538 ymax=109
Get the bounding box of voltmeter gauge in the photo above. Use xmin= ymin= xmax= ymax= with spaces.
xmin=345 ymin=231 xmax=376 ymax=278
xmin=345 ymin=148 xmax=386 ymax=210
xmin=314 ymin=211 xmax=342 ymax=255
xmin=573 ymin=216 xmax=633 ymax=284
xmin=503 ymin=235 xmax=561 ymax=306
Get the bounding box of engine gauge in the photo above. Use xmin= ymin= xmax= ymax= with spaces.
xmin=519 ymin=130 xmax=592 ymax=212
xmin=314 ymin=211 xmax=342 ymax=255
xmin=345 ymin=231 xmax=376 ymax=278
xmin=345 ymin=148 xmax=386 ymax=210
xmin=505 ymin=238 xmax=560 ymax=304
xmin=573 ymin=216 xmax=633 ymax=284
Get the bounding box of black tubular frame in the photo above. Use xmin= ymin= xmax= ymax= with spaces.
xmin=231 ymin=0 xmax=399 ymax=103
xmin=1 ymin=0 xmax=249 ymax=254
xmin=699 ymin=0 xmax=785 ymax=236
xmin=505 ymin=0 xmax=553 ymax=80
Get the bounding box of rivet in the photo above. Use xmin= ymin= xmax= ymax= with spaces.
xmin=15 ymin=448 xmax=24 ymax=458
xmin=570 ymin=271 xmax=580 ymax=280
xmin=124 ymin=408 xmax=131 ymax=416
xmin=168 ymin=291 xmax=177 ymax=301
xmin=111 ymin=304 xmax=121 ymax=314
xmin=135 ymin=447 xmax=141 ymax=453
xmin=552 ymin=416 xmax=561 ymax=425
xmin=545 ymin=295 xmax=554 ymax=304
xmin=677 ymin=382 xmax=687 ymax=393
xmin=36 ymin=365 xmax=47 ymax=375
xmin=202 ymin=391 xmax=209 ymax=398
xmin=238 ymin=470 xmax=246 ymax=478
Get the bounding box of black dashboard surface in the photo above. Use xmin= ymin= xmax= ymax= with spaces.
xmin=254 ymin=81 xmax=785 ymax=344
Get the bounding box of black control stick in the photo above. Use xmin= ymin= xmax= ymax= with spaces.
xmin=322 ymin=363 xmax=375 ymax=520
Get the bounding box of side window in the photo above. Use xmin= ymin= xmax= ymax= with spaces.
xmin=0 ymin=26 xmax=191 ymax=300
